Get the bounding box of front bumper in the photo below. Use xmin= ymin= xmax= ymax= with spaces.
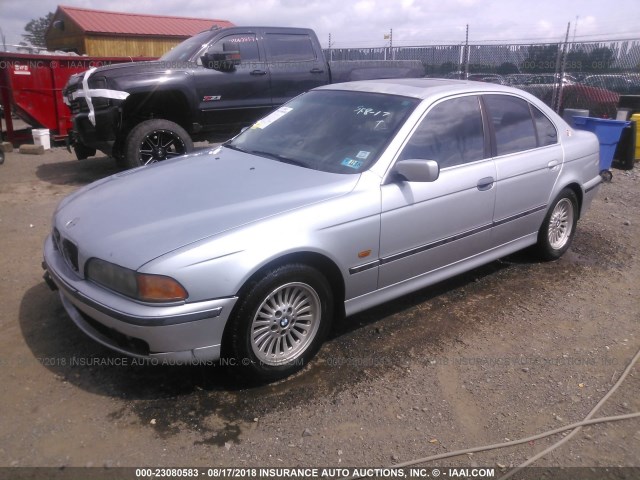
xmin=72 ymin=106 xmax=121 ymax=156
xmin=43 ymin=235 xmax=237 ymax=363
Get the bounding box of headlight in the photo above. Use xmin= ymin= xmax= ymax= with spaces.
xmin=88 ymin=76 xmax=110 ymax=109
xmin=86 ymin=258 xmax=188 ymax=303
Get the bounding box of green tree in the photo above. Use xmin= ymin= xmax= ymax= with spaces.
xmin=521 ymin=44 xmax=560 ymax=73
xmin=438 ymin=61 xmax=458 ymax=75
xmin=22 ymin=12 xmax=53 ymax=48
xmin=587 ymin=47 xmax=615 ymax=73
xmin=565 ymin=49 xmax=589 ymax=73
xmin=496 ymin=62 xmax=519 ymax=75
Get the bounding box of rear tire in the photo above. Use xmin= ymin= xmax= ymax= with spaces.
xmin=224 ymin=263 xmax=333 ymax=383
xmin=535 ymin=188 xmax=578 ymax=260
xmin=124 ymin=119 xmax=193 ymax=169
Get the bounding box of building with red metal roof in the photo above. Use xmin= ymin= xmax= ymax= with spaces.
xmin=45 ymin=5 xmax=234 ymax=57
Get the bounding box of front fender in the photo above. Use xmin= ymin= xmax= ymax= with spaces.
xmin=114 ymin=72 xmax=199 ymax=119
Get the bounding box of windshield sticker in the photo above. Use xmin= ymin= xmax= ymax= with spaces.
xmin=252 ymin=107 xmax=293 ymax=129
xmin=342 ymin=158 xmax=363 ymax=169
xmin=356 ymin=151 xmax=370 ymax=160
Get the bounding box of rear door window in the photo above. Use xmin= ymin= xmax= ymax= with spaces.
xmin=532 ymin=106 xmax=558 ymax=147
xmin=265 ymin=34 xmax=316 ymax=62
xmin=484 ymin=95 xmax=538 ymax=156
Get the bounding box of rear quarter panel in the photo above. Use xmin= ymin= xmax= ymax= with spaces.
xmin=557 ymin=128 xmax=601 ymax=217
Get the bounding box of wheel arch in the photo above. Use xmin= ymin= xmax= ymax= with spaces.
xmin=234 ymin=251 xmax=347 ymax=320
xmin=535 ymin=183 xmax=581 ymax=261
xmin=121 ymin=90 xmax=193 ymax=133
xmin=219 ymin=251 xmax=343 ymax=381
xmin=557 ymin=182 xmax=583 ymax=219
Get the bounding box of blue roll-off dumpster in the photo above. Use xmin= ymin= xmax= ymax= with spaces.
xmin=572 ymin=116 xmax=631 ymax=181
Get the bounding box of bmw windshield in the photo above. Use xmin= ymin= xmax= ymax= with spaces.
xmin=226 ymin=90 xmax=420 ymax=174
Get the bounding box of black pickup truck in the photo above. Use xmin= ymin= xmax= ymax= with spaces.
xmin=63 ymin=26 xmax=424 ymax=168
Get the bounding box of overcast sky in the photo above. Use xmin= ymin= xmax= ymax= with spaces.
xmin=1 ymin=0 xmax=639 ymax=49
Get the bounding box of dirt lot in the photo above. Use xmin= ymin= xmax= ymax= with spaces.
xmin=0 ymin=146 xmax=638 ymax=475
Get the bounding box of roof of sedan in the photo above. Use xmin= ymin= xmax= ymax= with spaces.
xmin=318 ymin=78 xmax=514 ymax=99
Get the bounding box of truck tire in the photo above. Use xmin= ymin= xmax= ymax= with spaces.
xmin=73 ymin=142 xmax=96 ymax=160
xmin=124 ymin=119 xmax=193 ymax=169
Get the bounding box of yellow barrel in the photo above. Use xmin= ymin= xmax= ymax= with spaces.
xmin=632 ymin=114 xmax=640 ymax=160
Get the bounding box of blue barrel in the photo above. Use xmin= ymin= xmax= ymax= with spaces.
xmin=563 ymin=109 xmax=589 ymax=127
xmin=572 ymin=116 xmax=631 ymax=173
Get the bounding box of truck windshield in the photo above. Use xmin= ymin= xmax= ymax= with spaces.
xmin=160 ymin=31 xmax=213 ymax=62
xmin=226 ymin=90 xmax=419 ymax=174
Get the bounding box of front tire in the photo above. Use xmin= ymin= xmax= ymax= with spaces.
xmin=73 ymin=142 xmax=96 ymax=160
xmin=535 ymin=188 xmax=578 ymax=260
xmin=124 ymin=119 xmax=193 ymax=169
xmin=225 ymin=264 xmax=333 ymax=383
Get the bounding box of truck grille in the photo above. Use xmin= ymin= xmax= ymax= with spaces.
xmin=64 ymin=82 xmax=89 ymax=114
xmin=64 ymin=75 xmax=109 ymax=113
xmin=71 ymin=99 xmax=89 ymax=115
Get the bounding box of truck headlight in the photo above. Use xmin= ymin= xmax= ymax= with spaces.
xmin=86 ymin=258 xmax=188 ymax=303
xmin=88 ymin=76 xmax=110 ymax=109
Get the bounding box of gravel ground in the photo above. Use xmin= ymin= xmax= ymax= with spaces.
xmin=0 ymin=146 xmax=638 ymax=476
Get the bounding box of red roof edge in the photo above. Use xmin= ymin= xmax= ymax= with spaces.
xmin=57 ymin=5 xmax=233 ymax=26
xmin=52 ymin=5 xmax=233 ymax=37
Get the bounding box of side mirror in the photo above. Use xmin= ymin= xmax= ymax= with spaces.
xmin=394 ymin=159 xmax=440 ymax=182
xmin=201 ymin=44 xmax=241 ymax=71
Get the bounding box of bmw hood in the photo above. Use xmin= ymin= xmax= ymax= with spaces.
xmin=53 ymin=148 xmax=361 ymax=270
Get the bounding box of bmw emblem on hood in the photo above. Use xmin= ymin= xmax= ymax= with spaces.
xmin=65 ymin=217 xmax=80 ymax=228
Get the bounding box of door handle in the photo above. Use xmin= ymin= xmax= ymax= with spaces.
xmin=477 ymin=177 xmax=494 ymax=191
xmin=547 ymin=160 xmax=560 ymax=169
xmin=251 ymin=70 xmax=267 ymax=76
xmin=310 ymin=68 xmax=324 ymax=74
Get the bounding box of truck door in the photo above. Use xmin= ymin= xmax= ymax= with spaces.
xmin=263 ymin=31 xmax=330 ymax=107
xmin=193 ymin=32 xmax=272 ymax=133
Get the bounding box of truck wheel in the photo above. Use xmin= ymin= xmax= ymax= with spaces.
xmin=125 ymin=119 xmax=193 ymax=168
xmin=73 ymin=142 xmax=96 ymax=160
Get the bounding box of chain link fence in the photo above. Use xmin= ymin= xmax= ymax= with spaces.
xmin=326 ymin=39 xmax=640 ymax=118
